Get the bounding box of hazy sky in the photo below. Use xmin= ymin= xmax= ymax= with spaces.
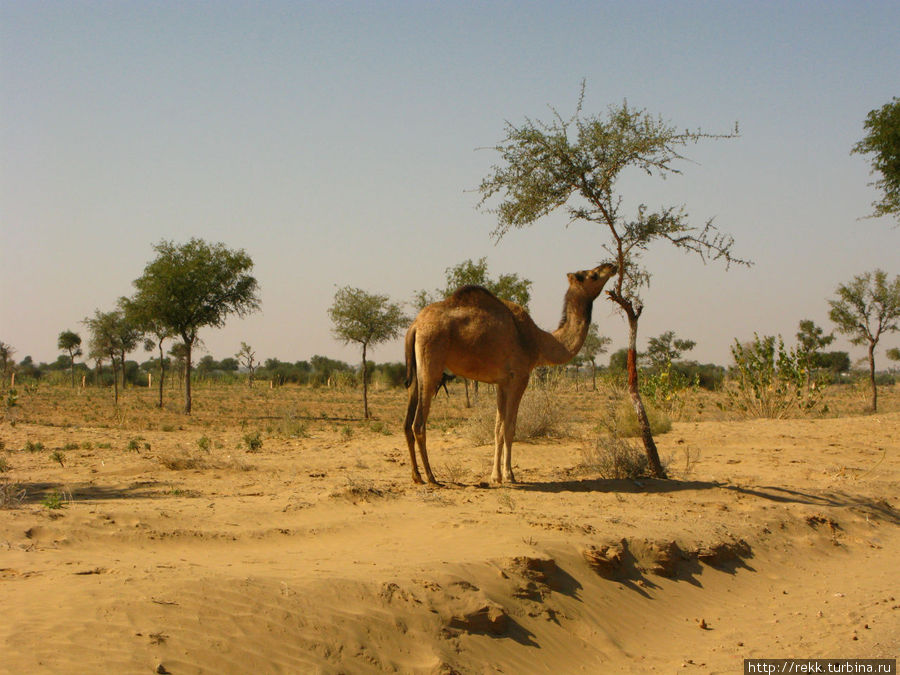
xmin=2 ymin=1 xmax=898 ymax=368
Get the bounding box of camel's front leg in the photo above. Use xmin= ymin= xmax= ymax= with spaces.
xmin=491 ymin=387 xmax=508 ymax=483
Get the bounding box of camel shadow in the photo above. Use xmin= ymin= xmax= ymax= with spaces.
xmin=15 ymin=480 xmax=169 ymax=506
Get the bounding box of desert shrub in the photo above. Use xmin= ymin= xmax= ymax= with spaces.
xmin=158 ymin=451 xmax=208 ymax=470
xmin=0 ymin=457 xmax=10 ymax=472
xmin=613 ymin=399 xmax=671 ymax=437
xmin=579 ymin=435 xmax=655 ymax=479
xmin=42 ymin=489 xmax=67 ymax=510
xmin=726 ymin=334 xmax=826 ymax=418
xmin=126 ymin=437 xmax=142 ymax=452
xmin=49 ymin=450 xmax=65 ymax=466
xmin=640 ymin=361 xmax=697 ymax=418
xmin=242 ymin=431 xmax=263 ymax=452
xmin=464 ymin=390 xmax=570 ymax=445
xmin=196 ymin=435 xmax=211 ymax=452
xmin=24 ymin=440 xmax=45 ymax=453
xmin=0 ymin=479 xmax=26 ymax=509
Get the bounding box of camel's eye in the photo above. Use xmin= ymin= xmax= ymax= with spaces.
xmin=588 ymin=272 xmax=598 ymax=281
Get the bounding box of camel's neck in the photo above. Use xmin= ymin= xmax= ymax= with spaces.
xmin=536 ymin=289 xmax=593 ymax=366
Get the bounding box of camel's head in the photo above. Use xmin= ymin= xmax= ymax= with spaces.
xmin=567 ymin=263 xmax=617 ymax=299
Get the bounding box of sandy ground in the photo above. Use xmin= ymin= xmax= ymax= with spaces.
xmin=1 ymin=391 xmax=898 ymax=674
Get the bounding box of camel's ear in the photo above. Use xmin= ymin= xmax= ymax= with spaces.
xmin=569 ymin=272 xmax=585 ymax=284
xmin=567 ymin=273 xmax=576 ymax=284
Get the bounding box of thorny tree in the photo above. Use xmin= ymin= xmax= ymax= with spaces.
xmin=477 ymin=84 xmax=749 ymax=478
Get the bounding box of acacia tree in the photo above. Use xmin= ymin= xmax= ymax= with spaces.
xmin=0 ymin=341 xmax=15 ymax=385
xmin=84 ymin=310 xmax=131 ymax=404
xmin=828 ymin=269 xmax=900 ymax=412
xmin=580 ymin=323 xmax=611 ymax=390
xmin=130 ymin=239 xmax=260 ymax=413
xmin=795 ymin=319 xmax=835 ymax=391
xmin=477 ymin=86 xmax=748 ymax=477
xmin=328 ymin=286 xmax=407 ymax=419
xmin=851 ymin=97 xmax=900 ymax=225
xmin=57 ymin=330 xmax=82 ymax=387
xmin=121 ymin=294 xmax=174 ymax=407
xmin=645 ymin=330 xmax=696 ymax=370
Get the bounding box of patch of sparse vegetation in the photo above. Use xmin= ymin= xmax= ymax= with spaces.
xmin=24 ymin=440 xmax=45 ymax=453
xmin=196 ymin=435 xmax=211 ymax=452
xmin=242 ymin=431 xmax=263 ymax=453
xmin=158 ymin=450 xmax=209 ymax=471
xmin=49 ymin=450 xmax=65 ymax=467
xmin=126 ymin=437 xmax=143 ymax=452
xmin=613 ymin=399 xmax=672 ymax=437
xmin=340 ymin=425 xmax=354 ymax=441
xmin=0 ymin=457 xmax=10 ymax=473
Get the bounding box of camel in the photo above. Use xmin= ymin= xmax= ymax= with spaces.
xmin=403 ymin=262 xmax=617 ymax=485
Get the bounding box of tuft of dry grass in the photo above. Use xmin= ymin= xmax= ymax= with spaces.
xmin=578 ymin=435 xmax=660 ymax=480
xmin=464 ymin=390 xmax=571 ymax=445
xmin=0 ymin=478 xmax=26 ymax=509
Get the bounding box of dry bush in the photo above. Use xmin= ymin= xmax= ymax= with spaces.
xmin=579 ymin=435 xmax=655 ymax=479
xmin=0 ymin=479 xmax=26 ymax=509
xmin=157 ymin=450 xmax=210 ymax=471
xmin=464 ymin=390 xmax=570 ymax=445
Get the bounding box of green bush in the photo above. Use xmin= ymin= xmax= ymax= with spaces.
xmin=613 ymin=399 xmax=671 ymax=437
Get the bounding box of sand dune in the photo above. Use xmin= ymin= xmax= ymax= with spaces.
xmin=2 ymin=401 xmax=898 ymax=673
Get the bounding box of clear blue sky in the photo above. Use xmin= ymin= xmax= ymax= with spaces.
xmin=2 ymin=1 xmax=898 ymax=368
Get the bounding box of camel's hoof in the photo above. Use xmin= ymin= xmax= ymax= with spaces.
xmin=426 ymin=478 xmax=443 ymax=487
xmin=412 ymin=475 xmax=425 ymax=485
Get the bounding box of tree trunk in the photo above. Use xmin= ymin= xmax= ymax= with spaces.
xmin=157 ymin=341 xmax=165 ymax=408
xmin=361 ymin=343 xmax=369 ymax=420
xmin=868 ymin=340 xmax=877 ymax=412
xmin=69 ymin=351 xmax=76 ymax=388
xmin=623 ymin=308 xmax=666 ymax=479
xmin=111 ymin=355 xmax=119 ymax=405
xmin=184 ymin=340 xmax=192 ymax=414
xmin=591 ymin=362 xmax=597 ymax=391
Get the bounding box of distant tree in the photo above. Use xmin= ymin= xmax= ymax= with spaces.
xmin=236 ymin=342 xmax=258 ymax=386
xmin=130 ymin=239 xmax=260 ymax=413
xmin=56 ymin=330 xmax=82 ymax=387
xmin=818 ymin=351 xmax=851 ymax=376
xmin=168 ymin=343 xmax=188 ymax=386
xmin=84 ymin=310 xmax=133 ymax=404
xmin=851 ymin=97 xmax=900 ymax=225
xmin=580 ymin=323 xmax=612 ymax=390
xmin=328 ymin=286 xmax=407 ymax=419
xmin=196 ymin=355 xmax=217 ymax=378
xmin=795 ymin=319 xmax=835 ymax=390
xmin=219 ymin=357 xmax=239 ymax=372
xmin=121 ymin=293 xmax=174 ymax=408
xmin=0 ymin=341 xmax=15 ymax=384
xmin=477 ymin=84 xmax=747 ymax=477
xmin=645 ymin=331 xmax=696 ymax=369
xmin=608 ymin=347 xmax=630 ymax=373
xmin=828 ymin=269 xmax=900 ymax=411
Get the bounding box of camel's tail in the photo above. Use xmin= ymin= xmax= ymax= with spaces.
xmin=404 ymin=326 xmax=417 ymax=389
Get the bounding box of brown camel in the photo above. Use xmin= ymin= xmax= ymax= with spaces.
xmin=403 ymin=263 xmax=617 ymax=485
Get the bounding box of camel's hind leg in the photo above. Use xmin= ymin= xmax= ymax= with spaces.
xmin=403 ymin=380 xmax=424 ymax=484
xmin=412 ymin=349 xmax=443 ymax=485
xmin=491 ymin=386 xmax=507 ymax=483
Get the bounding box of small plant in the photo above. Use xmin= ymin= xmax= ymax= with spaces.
xmin=81 ymin=441 xmax=93 ymax=450
xmin=24 ymin=441 xmax=45 ymax=453
xmin=0 ymin=457 xmax=10 ymax=473
xmin=612 ymin=399 xmax=671 ymax=438
xmin=49 ymin=450 xmax=65 ymax=467
xmin=126 ymin=437 xmax=143 ymax=452
xmin=196 ymin=436 xmax=212 ymax=452
xmin=243 ymin=431 xmax=263 ymax=453
xmin=340 ymin=425 xmax=353 ymax=441
xmin=63 ymin=442 xmax=79 ymax=451
xmin=42 ymin=489 xmax=66 ymax=510
xmin=97 ymin=442 xmax=112 ymax=449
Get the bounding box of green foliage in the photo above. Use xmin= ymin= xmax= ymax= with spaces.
xmin=328 ymin=286 xmax=407 ymax=419
xmin=851 ymin=96 xmax=900 ymax=224
xmin=57 ymin=330 xmax=82 ymax=387
xmin=645 ymin=331 xmax=696 ymax=369
xmin=42 ymin=490 xmax=65 ymax=510
xmin=640 ymin=360 xmax=698 ymax=417
xmin=580 ymin=435 xmax=652 ymax=480
xmin=196 ymin=436 xmax=211 ymax=452
xmin=888 ymin=347 xmax=900 ymax=364
xmin=25 ymin=440 xmax=45 ymax=453
xmin=129 ymin=238 xmax=260 ymax=413
xmin=49 ymin=450 xmax=65 ymax=467
xmin=727 ymin=334 xmax=824 ymax=418
xmin=828 ymin=269 xmax=900 ymax=411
